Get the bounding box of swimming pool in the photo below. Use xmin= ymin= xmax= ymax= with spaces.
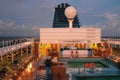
xmin=67 ymin=62 xmax=108 ymax=68
xmin=58 ymin=58 xmax=120 ymax=80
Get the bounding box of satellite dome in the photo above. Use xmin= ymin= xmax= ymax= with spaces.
xmin=64 ymin=6 xmax=77 ymax=19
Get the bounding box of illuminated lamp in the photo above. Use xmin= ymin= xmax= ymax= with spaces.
xmin=65 ymin=6 xmax=77 ymax=28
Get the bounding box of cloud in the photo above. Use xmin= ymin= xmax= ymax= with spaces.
xmin=31 ymin=26 xmax=39 ymax=36
xmin=78 ymin=8 xmax=93 ymax=14
xmin=6 ymin=21 xmax=14 ymax=28
xmin=104 ymin=12 xmax=118 ymax=27
xmin=104 ymin=12 xmax=117 ymax=19
xmin=0 ymin=0 xmax=120 ymax=37
xmin=0 ymin=20 xmax=14 ymax=29
xmin=40 ymin=2 xmax=54 ymax=10
xmin=82 ymin=24 xmax=99 ymax=28
xmin=32 ymin=26 xmax=39 ymax=31
xmin=0 ymin=20 xmax=4 ymax=27
xmin=82 ymin=12 xmax=120 ymax=36
xmin=103 ymin=12 xmax=120 ymax=36
xmin=0 ymin=20 xmax=39 ymax=37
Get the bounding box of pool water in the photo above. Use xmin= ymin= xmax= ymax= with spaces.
xmin=75 ymin=75 xmax=120 ymax=80
xmin=58 ymin=58 xmax=120 ymax=80
xmin=67 ymin=62 xmax=108 ymax=68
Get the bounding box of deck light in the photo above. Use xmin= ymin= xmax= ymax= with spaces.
xmin=65 ymin=6 xmax=77 ymax=28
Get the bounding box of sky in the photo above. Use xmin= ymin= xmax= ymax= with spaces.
xmin=0 ymin=0 xmax=120 ymax=37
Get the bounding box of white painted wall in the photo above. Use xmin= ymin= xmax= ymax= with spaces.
xmin=62 ymin=50 xmax=88 ymax=57
xmin=40 ymin=27 xmax=101 ymax=44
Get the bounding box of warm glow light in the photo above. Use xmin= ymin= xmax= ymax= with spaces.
xmin=64 ymin=6 xmax=77 ymax=28
xmin=26 ymin=62 xmax=32 ymax=73
xmin=18 ymin=77 xmax=22 ymax=80
xmin=29 ymin=63 xmax=32 ymax=68
xmin=65 ymin=6 xmax=77 ymax=19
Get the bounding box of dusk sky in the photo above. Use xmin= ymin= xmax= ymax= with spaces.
xmin=0 ymin=0 xmax=120 ymax=37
